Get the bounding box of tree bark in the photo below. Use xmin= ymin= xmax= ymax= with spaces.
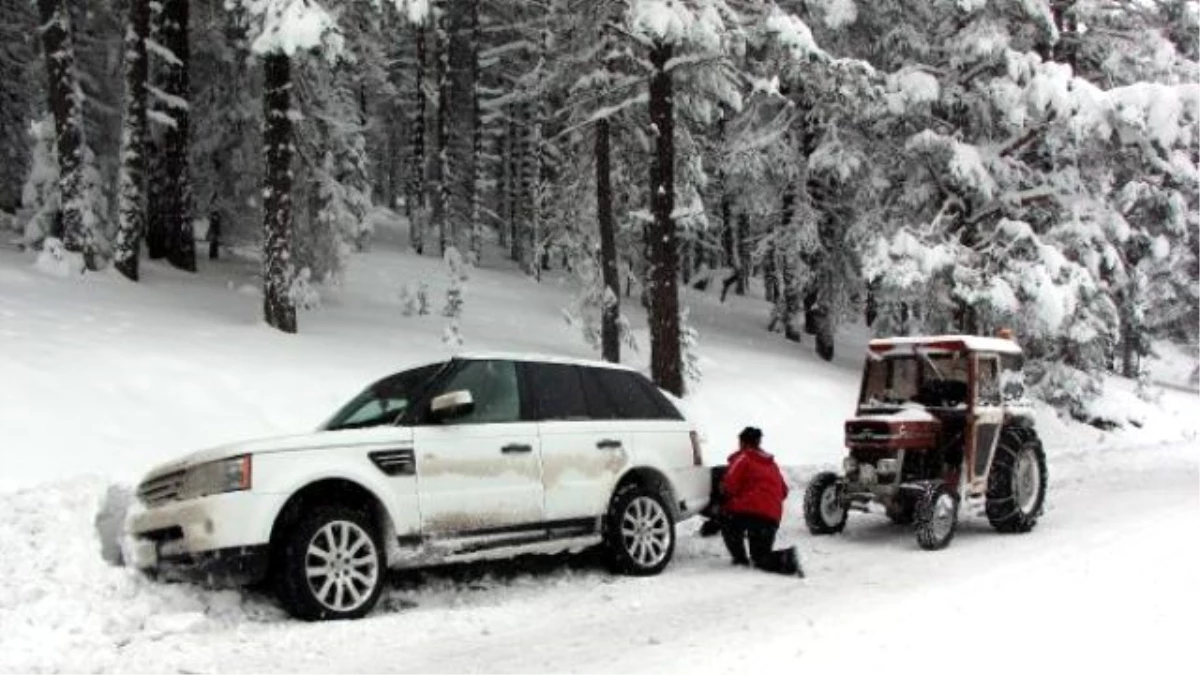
xmin=37 ymin=0 xmax=95 ymax=269
xmin=114 ymin=0 xmax=150 ymax=280
xmin=432 ymin=2 xmax=449 ymax=254
xmin=262 ymin=52 xmax=296 ymax=334
xmin=647 ymin=41 xmax=683 ymax=396
xmin=446 ymin=0 xmax=477 ymax=253
xmin=736 ymin=212 xmax=749 ymax=295
xmin=596 ymin=118 xmax=620 ymax=363
xmin=161 ymin=0 xmax=194 ymax=271
xmin=408 ymin=21 xmax=426 ymax=254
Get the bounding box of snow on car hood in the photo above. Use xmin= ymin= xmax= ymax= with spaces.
xmin=142 ymin=427 xmax=415 ymax=479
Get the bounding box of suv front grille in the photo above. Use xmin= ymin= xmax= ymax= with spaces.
xmin=138 ymin=469 xmax=186 ymax=506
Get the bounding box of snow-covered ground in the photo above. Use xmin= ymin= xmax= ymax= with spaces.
xmin=1 ymin=221 xmax=1197 ymax=672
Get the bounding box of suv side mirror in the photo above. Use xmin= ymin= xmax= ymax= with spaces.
xmin=430 ymin=390 xmax=474 ymax=422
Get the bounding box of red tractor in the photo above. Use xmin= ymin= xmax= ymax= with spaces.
xmin=804 ymin=334 xmax=1048 ymax=550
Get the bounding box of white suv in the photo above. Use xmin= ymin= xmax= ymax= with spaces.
xmin=125 ymin=354 xmax=711 ymax=620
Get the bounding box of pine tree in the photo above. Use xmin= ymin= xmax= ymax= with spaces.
xmin=114 ymin=0 xmax=151 ymax=281
xmin=36 ymin=0 xmax=99 ymax=270
xmin=159 ymin=0 xmax=195 ymax=271
xmin=262 ymin=50 xmax=296 ymax=333
xmin=0 ymin=1 xmax=36 ymax=215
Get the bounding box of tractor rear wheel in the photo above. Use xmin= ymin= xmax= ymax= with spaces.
xmin=804 ymin=472 xmax=847 ymax=534
xmin=986 ymin=429 xmax=1048 ymax=533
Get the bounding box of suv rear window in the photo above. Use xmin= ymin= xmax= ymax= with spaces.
xmin=524 ymin=362 xmax=589 ymax=420
xmin=581 ymin=367 xmax=681 ymax=420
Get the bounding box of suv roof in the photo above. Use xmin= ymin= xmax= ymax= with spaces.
xmin=868 ymin=334 xmax=1022 ymax=355
xmin=451 ymin=351 xmax=639 ymax=372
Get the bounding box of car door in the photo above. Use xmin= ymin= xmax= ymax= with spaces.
xmin=524 ymin=362 xmax=628 ymax=524
xmin=412 ymin=359 xmax=545 ymax=543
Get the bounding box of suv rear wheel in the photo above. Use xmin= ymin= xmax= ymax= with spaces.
xmin=604 ymin=483 xmax=675 ymax=576
xmin=275 ymin=506 xmax=385 ymax=620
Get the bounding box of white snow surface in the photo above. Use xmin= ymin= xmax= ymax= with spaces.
xmin=1 ymin=215 xmax=1198 ymax=671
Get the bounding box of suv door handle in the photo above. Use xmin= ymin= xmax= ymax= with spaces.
xmin=596 ymin=439 xmax=623 ymax=450
xmin=501 ymin=443 xmax=533 ymax=454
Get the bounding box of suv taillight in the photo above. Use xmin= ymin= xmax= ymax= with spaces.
xmin=690 ymin=431 xmax=703 ymax=466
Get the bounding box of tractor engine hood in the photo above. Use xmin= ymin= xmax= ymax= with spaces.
xmin=845 ymin=408 xmax=941 ymax=451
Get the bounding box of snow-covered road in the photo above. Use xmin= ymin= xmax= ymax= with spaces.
xmin=3 ymin=442 xmax=1195 ymax=673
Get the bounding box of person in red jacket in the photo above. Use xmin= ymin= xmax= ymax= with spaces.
xmin=720 ymin=427 xmax=802 ymax=576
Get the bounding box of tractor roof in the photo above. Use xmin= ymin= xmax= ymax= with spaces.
xmin=868 ymin=334 xmax=1023 ymax=355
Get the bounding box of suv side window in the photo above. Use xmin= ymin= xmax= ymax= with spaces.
xmin=524 ymin=363 xmax=589 ymax=420
xmin=582 ymin=367 xmax=670 ymax=420
xmin=429 ymin=360 xmax=521 ymax=424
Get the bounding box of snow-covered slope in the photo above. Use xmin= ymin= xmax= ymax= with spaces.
xmin=2 ymin=220 xmax=1193 ymax=492
xmin=0 ymin=222 xmax=1197 ymax=672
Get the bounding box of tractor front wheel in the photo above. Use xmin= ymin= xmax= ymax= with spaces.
xmin=804 ymin=472 xmax=847 ymax=535
xmin=914 ymin=483 xmax=959 ymax=551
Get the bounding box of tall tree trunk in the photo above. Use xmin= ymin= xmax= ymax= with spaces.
xmin=146 ymin=137 xmax=167 ymax=258
xmin=408 ymin=21 xmax=426 ymax=254
xmin=262 ymin=52 xmax=296 ymax=334
xmin=446 ymin=0 xmax=476 ymax=254
xmin=507 ymin=106 xmax=521 ymax=262
xmin=763 ymin=236 xmax=778 ymax=304
xmin=114 ymin=0 xmax=150 ymax=280
xmin=431 ymin=2 xmax=449 ymax=254
xmin=596 ymin=118 xmax=620 ymax=363
xmin=37 ymin=0 xmax=95 ymax=269
xmin=161 ymin=0 xmax=194 ymax=271
xmin=736 ymin=212 xmax=749 ymax=295
xmin=647 ymin=41 xmax=683 ymax=396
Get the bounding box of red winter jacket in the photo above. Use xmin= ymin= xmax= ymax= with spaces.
xmin=721 ymin=447 xmax=789 ymax=524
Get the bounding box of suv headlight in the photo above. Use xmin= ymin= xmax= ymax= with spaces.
xmin=178 ymin=455 xmax=252 ymax=500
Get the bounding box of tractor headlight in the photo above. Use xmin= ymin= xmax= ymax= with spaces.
xmin=843 ymin=457 xmax=858 ymax=474
xmin=178 ymin=455 xmax=252 ymax=500
xmin=878 ymin=458 xmax=899 ymax=475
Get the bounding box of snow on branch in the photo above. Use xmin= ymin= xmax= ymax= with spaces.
xmin=144 ymin=37 xmax=183 ymax=67
xmin=627 ymin=0 xmax=728 ymax=51
xmin=234 ymin=0 xmax=341 ymax=57
xmin=147 ymin=85 xmax=190 ymax=111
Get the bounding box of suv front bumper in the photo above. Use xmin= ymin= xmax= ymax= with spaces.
xmin=125 ymin=490 xmax=285 ymax=585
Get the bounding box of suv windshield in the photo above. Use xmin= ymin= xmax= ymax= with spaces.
xmin=861 ymin=353 xmax=970 ymax=409
xmin=324 ymin=362 xmax=446 ymax=430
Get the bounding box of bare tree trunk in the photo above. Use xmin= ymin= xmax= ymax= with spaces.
xmin=446 ymin=0 xmax=477 ymax=254
xmin=647 ymin=41 xmax=683 ymax=396
xmin=736 ymin=212 xmax=749 ymax=295
xmin=161 ymin=0 xmax=194 ymax=271
xmin=37 ymin=0 xmax=95 ymax=269
xmin=597 ymin=117 xmax=620 ymax=363
xmin=507 ymin=106 xmax=521 ymax=262
xmin=114 ymin=0 xmax=150 ymax=280
xmin=408 ymin=22 xmax=426 ymax=254
xmin=431 ymin=2 xmax=449 ymax=254
xmin=262 ymin=52 xmax=296 ymax=334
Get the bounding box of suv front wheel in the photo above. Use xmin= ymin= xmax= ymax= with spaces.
xmin=275 ymin=506 xmax=386 ymax=620
xmin=604 ymin=483 xmax=676 ymax=576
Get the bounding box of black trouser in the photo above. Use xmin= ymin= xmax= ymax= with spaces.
xmin=721 ymin=513 xmax=789 ymax=572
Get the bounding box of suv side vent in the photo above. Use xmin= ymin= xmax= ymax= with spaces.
xmin=369 ymin=449 xmax=416 ymax=476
